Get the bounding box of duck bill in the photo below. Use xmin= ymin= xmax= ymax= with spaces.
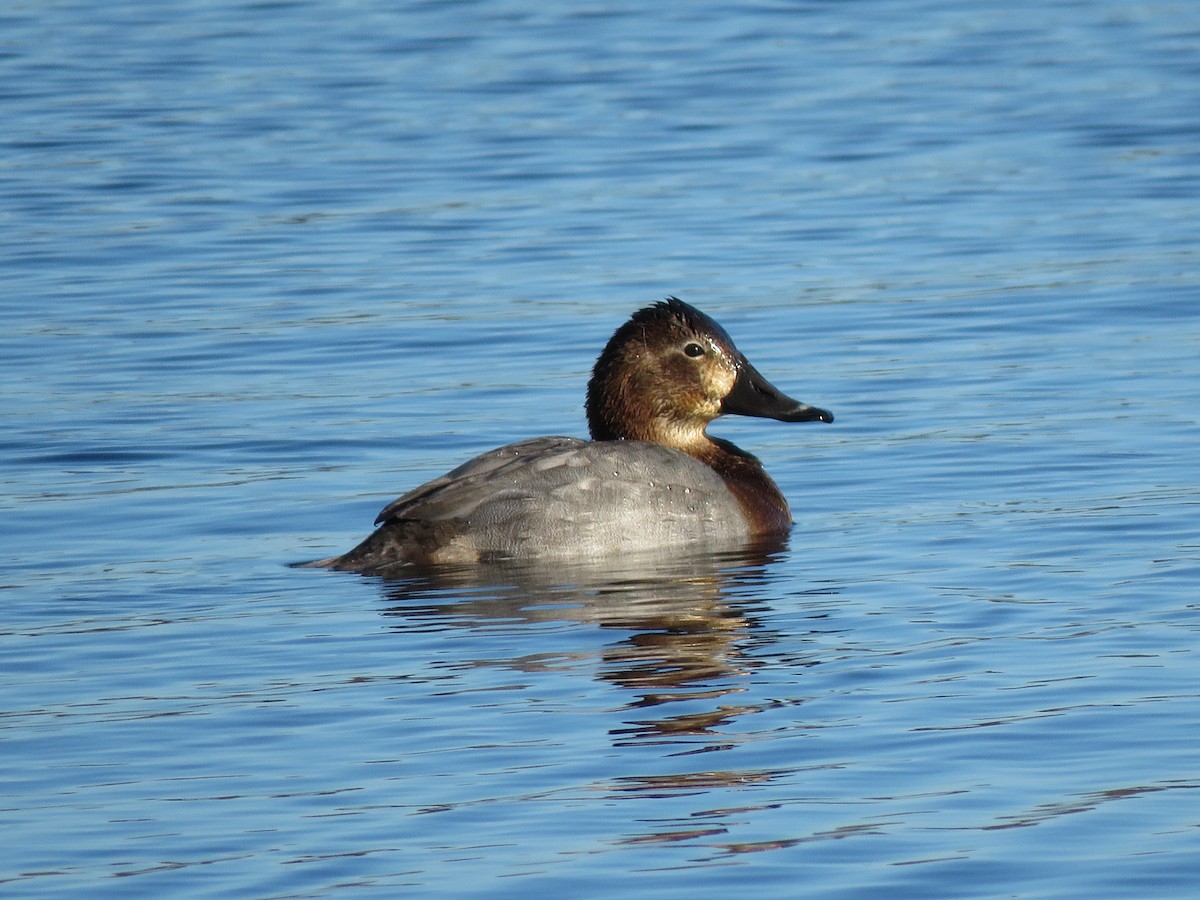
xmin=721 ymin=356 xmax=834 ymax=424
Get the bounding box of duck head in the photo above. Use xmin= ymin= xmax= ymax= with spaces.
xmin=585 ymin=297 xmax=832 ymax=449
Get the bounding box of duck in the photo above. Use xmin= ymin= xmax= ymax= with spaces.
xmin=300 ymin=297 xmax=832 ymax=572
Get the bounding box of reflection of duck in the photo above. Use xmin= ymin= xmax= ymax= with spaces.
xmin=377 ymin=546 xmax=790 ymax=747
xmin=301 ymin=298 xmax=832 ymax=573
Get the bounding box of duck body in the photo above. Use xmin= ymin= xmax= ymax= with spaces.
xmin=323 ymin=436 xmax=755 ymax=568
xmin=303 ymin=298 xmax=831 ymax=574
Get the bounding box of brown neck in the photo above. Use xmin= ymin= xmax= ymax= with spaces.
xmin=692 ymin=437 xmax=793 ymax=536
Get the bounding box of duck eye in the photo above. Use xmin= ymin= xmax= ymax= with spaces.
xmin=683 ymin=342 xmax=706 ymax=358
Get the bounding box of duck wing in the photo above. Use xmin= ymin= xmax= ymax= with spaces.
xmin=373 ymin=436 xmax=590 ymax=525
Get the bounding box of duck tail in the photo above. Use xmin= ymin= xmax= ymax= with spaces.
xmin=288 ymin=555 xmax=344 ymax=569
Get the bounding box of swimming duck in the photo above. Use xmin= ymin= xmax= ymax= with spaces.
xmin=302 ymin=298 xmax=832 ymax=572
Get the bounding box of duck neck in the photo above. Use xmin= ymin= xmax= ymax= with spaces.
xmin=693 ymin=436 xmax=793 ymax=535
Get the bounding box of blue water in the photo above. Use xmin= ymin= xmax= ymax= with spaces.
xmin=3 ymin=0 xmax=1198 ymax=896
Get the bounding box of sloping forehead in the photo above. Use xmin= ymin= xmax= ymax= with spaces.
xmin=628 ymin=297 xmax=737 ymax=351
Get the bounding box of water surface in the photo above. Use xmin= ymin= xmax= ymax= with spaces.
xmin=2 ymin=1 xmax=1198 ymax=896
